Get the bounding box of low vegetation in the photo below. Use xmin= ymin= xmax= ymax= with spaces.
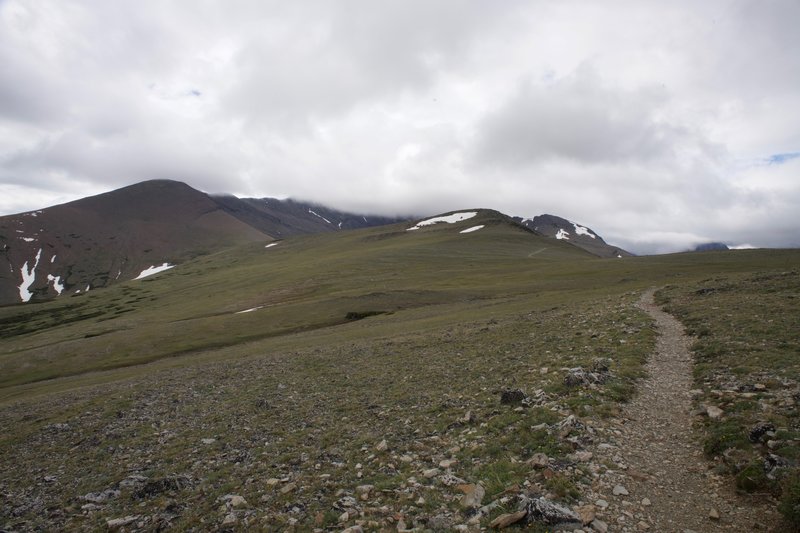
xmin=0 ymin=214 xmax=798 ymax=530
xmin=656 ymin=268 xmax=800 ymax=526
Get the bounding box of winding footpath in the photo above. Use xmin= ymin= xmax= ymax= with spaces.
xmin=586 ymin=289 xmax=779 ymax=532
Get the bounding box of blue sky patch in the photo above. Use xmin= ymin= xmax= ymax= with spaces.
xmin=767 ymin=152 xmax=800 ymax=165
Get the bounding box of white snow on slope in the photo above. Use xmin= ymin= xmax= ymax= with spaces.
xmin=47 ymin=274 xmax=64 ymax=295
xmin=51 ymin=255 xmax=57 ymax=263
xmin=18 ymin=248 xmax=42 ymax=302
xmin=407 ymin=211 xmax=477 ymax=231
xmin=135 ymin=263 xmax=175 ymax=280
xmin=308 ymin=209 xmax=331 ymax=224
xmin=265 ymin=242 xmax=280 ymax=248
xmin=21 ymin=237 xmax=35 ymax=242
xmin=235 ymin=306 xmax=264 ymax=314
xmin=572 ymin=222 xmax=596 ymax=239
xmin=555 ymin=229 xmax=570 ymax=240
xmin=460 ymin=225 xmax=485 ymax=234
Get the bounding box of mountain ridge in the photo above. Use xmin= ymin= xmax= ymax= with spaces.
xmin=0 ymin=180 xmax=629 ymax=305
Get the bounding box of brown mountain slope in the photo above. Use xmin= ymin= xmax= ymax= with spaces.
xmin=0 ymin=180 xmax=271 ymax=304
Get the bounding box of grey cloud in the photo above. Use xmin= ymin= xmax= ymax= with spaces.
xmin=472 ymin=70 xmax=678 ymax=167
xmin=0 ymin=1 xmax=798 ymax=254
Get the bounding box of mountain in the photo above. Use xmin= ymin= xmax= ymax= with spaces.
xmin=212 ymin=194 xmax=406 ymax=238
xmin=515 ymin=214 xmax=632 ymax=258
xmin=693 ymin=242 xmax=730 ymax=252
xmin=0 ymin=179 xmax=628 ymax=306
xmin=0 ymin=180 xmax=405 ymax=305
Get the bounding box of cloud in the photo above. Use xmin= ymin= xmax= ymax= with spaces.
xmin=472 ymin=69 xmax=677 ymax=167
xmin=0 ymin=1 xmax=798 ymax=254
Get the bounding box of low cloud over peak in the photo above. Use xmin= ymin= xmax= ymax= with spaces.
xmin=0 ymin=0 xmax=798 ymax=254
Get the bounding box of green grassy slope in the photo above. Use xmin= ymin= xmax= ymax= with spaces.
xmin=0 ymin=210 xmax=798 ymax=531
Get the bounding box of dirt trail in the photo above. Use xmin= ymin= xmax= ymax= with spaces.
xmin=587 ymin=288 xmax=780 ymax=532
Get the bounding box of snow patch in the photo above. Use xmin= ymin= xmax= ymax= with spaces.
xmin=407 ymin=211 xmax=477 ymax=231
xmin=47 ymin=274 xmax=64 ymax=295
xmin=18 ymin=248 xmax=42 ymax=302
xmin=135 ymin=263 xmax=175 ymax=280
xmin=235 ymin=306 xmax=264 ymax=314
xmin=21 ymin=237 xmax=35 ymax=242
xmin=309 ymin=209 xmax=331 ymax=224
xmin=571 ymin=223 xmax=596 ymax=239
xmin=51 ymin=255 xmax=57 ymax=263
xmin=265 ymin=242 xmax=280 ymax=248
xmin=460 ymin=225 xmax=485 ymax=234
xmin=555 ymin=229 xmax=570 ymax=240
xmin=730 ymin=244 xmax=756 ymax=250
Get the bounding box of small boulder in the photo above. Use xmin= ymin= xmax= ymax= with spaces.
xmin=749 ymin=421 xmax=776 ymax=443
xmin=490 ymin=510 xmax=527 ymax=529
xmin=500 ymin=389 xmax=527 ymax=404
xmin=612 ymin=484 xmax=629 ymax=496
xmin=459 ymin=484 xmax=485 ymax=509
xmin=107 ymin=516 xmax=140 ymax=530
xmin=523 ymin=496 xmax=582 ymax=528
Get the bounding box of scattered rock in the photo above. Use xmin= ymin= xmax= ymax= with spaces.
xmin=82 ymin=489 xmax=120 ymax=503
xmin=709 ymin=507 xmax=720 ymax=520
xmin=356 ymin=485 xmax=374 ymax=500
xmin=280 ymin=482 xmax=297 ymax=494
xmin=704 ymin=405 xmax=724 ymax=420
xmin=222 ymin=494 xmax=247 ymax=508
xmin=591 ymin=519 xmax=609 ymax=532
xmin=575 ymin=504 xmax=596 ymax=525
xmin=429 ymin=514 xmax=454 ymax=530
xmin=375 ymin=439 xmax=388 ymax=452
xmin=641 ymin=498 xmax=651 ymax=507
xmin=749 ymin=421 xmax=776 ymax=443
xmin=459 ymin=484 xmax=485 ymax=509
xmin=422 ymin=468 xmax=440 ymax=479
xmin=612 ymin=484 xmax=629 ymax=496
xmin=528 ymin=453 xmax=550 ymax=469
xmin=522 ymin=496 xmax=582 ymax=528
xmin=133 ymin=475 xmax=191 ymax=499
xmin=439 ymin=473 xmax=467 ymax=486
xmin=490 ymin=510 xmax=527 ymax=529
xmin=564 ymin=365 xmax=611 ymax=387
xmin=569 ymin=450 xmax=593 ymax=462
xmin=201 ymin=438 xmax=216 ymax=445
xmin=439 ymin=458 xmax=458 ymax=469
xmin=107 ymin=516 xmax=140 ymax=529
xmin=500 ymin=389 xmax=527 ymax=404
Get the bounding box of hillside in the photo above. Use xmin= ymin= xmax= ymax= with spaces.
xmin=0 ymin=209 xmax=797 ymax=531
xmin=517 ymin=214 xmax=632 ymax=258
xmin=0 ymin=180 xmax=406 ymax=305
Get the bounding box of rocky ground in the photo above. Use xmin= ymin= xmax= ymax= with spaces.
xmin=1 ymin=283 xmax=795 ymax=532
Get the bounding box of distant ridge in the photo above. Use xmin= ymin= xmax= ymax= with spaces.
xmin=0 ymin=179 xmax=630 ymax=305
xmin=515 ymin=214 xmax=632 ymax=258
xmin=0 ymin=180 xmax=405 ymax=304
xmin=693 ymin=242 xmax=730 ymax=252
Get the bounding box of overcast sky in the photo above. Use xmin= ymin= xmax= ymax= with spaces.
xmin=1 ymin=1 xmax=798 ymax=254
